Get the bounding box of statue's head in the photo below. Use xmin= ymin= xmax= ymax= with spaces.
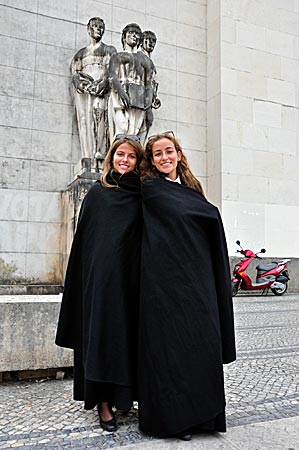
xmin=121 ymin=23 xmax=142 ymax=50
xmin=141 ymin=30 xmax=157 ymax=54
xmin=87 ymin=17 xmax=105 ymax=41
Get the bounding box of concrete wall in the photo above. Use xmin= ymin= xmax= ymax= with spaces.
xmin=0 ymin=295 xmax=72 ymax=371
xmin=0 ymin=0 xmax=298 ymax=285
xmin=215 ymin=1 xmax=299 ymax=257
xmin=0 ymin=2 xmax=77 ymax=284
xmin=0 ymin=0 xmax=208 ymax=284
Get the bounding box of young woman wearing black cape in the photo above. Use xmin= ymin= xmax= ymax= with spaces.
xmin=55 ymin=136 xmax=144 ymax=432
xmin=138 ymin=132 xmax=236 ymax=441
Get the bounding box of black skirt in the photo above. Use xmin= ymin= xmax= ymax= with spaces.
xmin=73 ymin=351 xmax=135 ymax=411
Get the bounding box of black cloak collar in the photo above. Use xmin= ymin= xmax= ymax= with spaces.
xmin=102 ymin=170 xmax=141 ymax=192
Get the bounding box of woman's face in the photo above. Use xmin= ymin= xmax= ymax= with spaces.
xmin=112 ymin=143 xmax=137 ymax=175
xmin=151 ymin=138 xmax=181 ymax=180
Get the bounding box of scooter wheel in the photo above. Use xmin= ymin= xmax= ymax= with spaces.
xmin=271 ymin=282 xmax=288 ymax=296
xmin=232 ymin=281 xmax=239 ymax=297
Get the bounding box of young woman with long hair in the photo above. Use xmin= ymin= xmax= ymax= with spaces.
xmin=56 ymin=136 xmax=144 ymax=432
xmin=138 ymin=132 xmax=236 ymax=441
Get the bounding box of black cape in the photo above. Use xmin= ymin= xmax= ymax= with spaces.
xmin=56 ymin=172 xmax=142 ymax=409
xmin=138 ymin=177 xmax=236 ymax=436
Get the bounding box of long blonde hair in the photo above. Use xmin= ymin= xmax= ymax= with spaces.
xmin=101 ymin=137 xmax=144 ymax=188
xmin=142 ymin=133 xmax=205 ymax=195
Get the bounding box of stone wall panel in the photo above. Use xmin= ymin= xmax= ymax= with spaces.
xmin=0 ymin=189 xmax=29 ymax=221
xmin=32 ymin=101 xmax=72 ymax=134
xmin=177 ymin=123 xmax=206 ymax=152
xmin=252 ymin=50 xmax=281 ymax=79
xmin=253 ymin=100 xmax=282 ymax=128
xmin=267 ymin=78 xmax=296 ymax=107
xmin=78 ymin=1 xmax=113 ymax=30
xmin=0 ymin=252 xmax=26 ymax=279
xmin=265 ymin=29 xmax=294 ymax=58
xmin=145 ymin=0 xmax=176 ymax=21
xmin=25 ymin=253 xmax=61 ymax=282
xmin=177 ymin=23 xmax=206 ymax=52
xmin=268 ymin=179 xmax=299 ymax=206
xmin=176 ymin=47 xmax=206 ymax=77
xmin=177 ymin=0 xmax=206 ymax=29
xmin=177 ymin=72 xmax=206 ymax=101
xmin=29 ymin=161 xmax=71 ymax=192
xmin=113 ymin=0 xmax=145 ymax=15
xmin=184 ymin=149 xmax=206 ymax=177
xmin=27 ymin=222 xmax=60 ymax=254
xmin=3 ymin=0 xmax=38 ymax=13
xmin=267 ymin=128 xmax=296 ymax=156
xmin=0 ymin=96 xmax=33 ymax=129
xmin=0 ymin=5 xmax=37 ymax=40
xmin=31 ymin=130 xmax=72 ymax=163
xmin=156 ymin=67 xmax=177 ymax=96
xmin=36 ymin=15 xmax=76 ymax=49
xmin=35 ymin=43 xmax=74 ymax=77
xmin=152 ymin=42 xmax=177 ymax=71
xmin=0 ymin=158 xmax=30 ymax=190
xmin=28 ymin=191 xmax=61 ymax=223
xmin=37 ymin=0 xmax=77 ymax=22
xmin=112 ymin=6 xmax=146 ymax=33
xmin=0 ymin=66 xmax=35 ymax=99
xmin=222 ymin=94 xmax=253 ymax=123
xmin=0 ymin=221 xmax=27 ymax=253
xmin=154 ymin=94 xmax=177 ymax=122
xmin=0 ymin=35 xmax=36 ymax=71
xmin=222 ymin=42 xmax=252 ymax=72
xmin=177 ymin=98 xmax=206 ymax=126
xmin=0 ymin=127 xmax=32 ymax=159
xmin=34 ymin=72 xmax=71 ymax=106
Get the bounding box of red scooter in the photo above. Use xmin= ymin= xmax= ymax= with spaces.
xmin=232 ymin=240 xmax=290 ymax=297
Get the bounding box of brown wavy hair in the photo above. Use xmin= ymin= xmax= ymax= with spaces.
xmin=141 ymin=133 xmax=205 ymax=195
xmin=101 ymin=137 xmax=144 ymax=188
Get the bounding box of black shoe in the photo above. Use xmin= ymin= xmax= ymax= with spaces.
xmin=176 ymin=431 xmax=192 ymax=441
xmin=97 ymin=405 xmax=117 ymax=432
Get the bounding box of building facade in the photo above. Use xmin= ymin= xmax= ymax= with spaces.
xmin=0 ymin=0 xmax=298 ymax=285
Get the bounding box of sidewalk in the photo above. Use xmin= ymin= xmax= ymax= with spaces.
xmin=0 ymin=293 xmax=299 ymax=449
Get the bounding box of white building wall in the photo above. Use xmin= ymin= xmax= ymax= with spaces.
xmin=1 ymin=0 xmax=299 ymax=284
xmin=0 ymin=0 xmax=207 ymax=283
xmin=218 ymin=0 xmax=299 ymax=257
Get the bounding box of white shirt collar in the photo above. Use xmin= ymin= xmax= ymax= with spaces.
xmin=165 ymin=175 xmax=181 ymax=184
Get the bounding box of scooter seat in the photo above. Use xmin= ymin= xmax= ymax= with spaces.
xmin=256 ymin=263 xmax=277 ymax=271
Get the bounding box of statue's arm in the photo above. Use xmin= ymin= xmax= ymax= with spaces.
xmin=144 ymin=65 xmax=155 ymax=112
xmin=71 ymin=52 xmax=94 ymax=94
xmin=91 ymin=45 xmax=118 ymax=96
xmin=152 ymin=79 xmax=161 ymax=109
xmin=108 ymin=53 xmax=130 ymax=109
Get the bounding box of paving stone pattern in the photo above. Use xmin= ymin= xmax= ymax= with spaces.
xmin=0 ymin=294 xmax=298 ymax=449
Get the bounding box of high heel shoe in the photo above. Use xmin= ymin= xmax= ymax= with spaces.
xmin=175 ymin=431 xmax=192 ymax=441
xmin=97 ymin=404 xmax=117 ymax=432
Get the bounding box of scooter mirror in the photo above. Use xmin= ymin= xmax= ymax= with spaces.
xmin=236 ymin=240 xmax=240 ymax=245
xmin=261 ymin=248 xmax=266 ymax=253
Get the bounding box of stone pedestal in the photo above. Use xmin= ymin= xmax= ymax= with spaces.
xmin=60 ymin=174 xmax=99 ymax=280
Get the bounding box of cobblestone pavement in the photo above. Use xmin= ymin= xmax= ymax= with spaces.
xmin=0 ymin=293 xmax=299 ymax=449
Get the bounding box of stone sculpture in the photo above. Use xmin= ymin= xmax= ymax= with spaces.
xmin=140 ymin=30 xmax=161 ymax=139
xmin=71 ymin=19 xmax=160 ymax=171
xmin=108 ymin=23 xmax=155 ymax=143
xmin=71 ymin=17 xmax=116 ymax=168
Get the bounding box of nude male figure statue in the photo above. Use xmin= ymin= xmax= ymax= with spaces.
xmin=71 ymin=17 xmax=116 ymax=164
xmin=108 ymin=23 xmax=154 ymax=142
